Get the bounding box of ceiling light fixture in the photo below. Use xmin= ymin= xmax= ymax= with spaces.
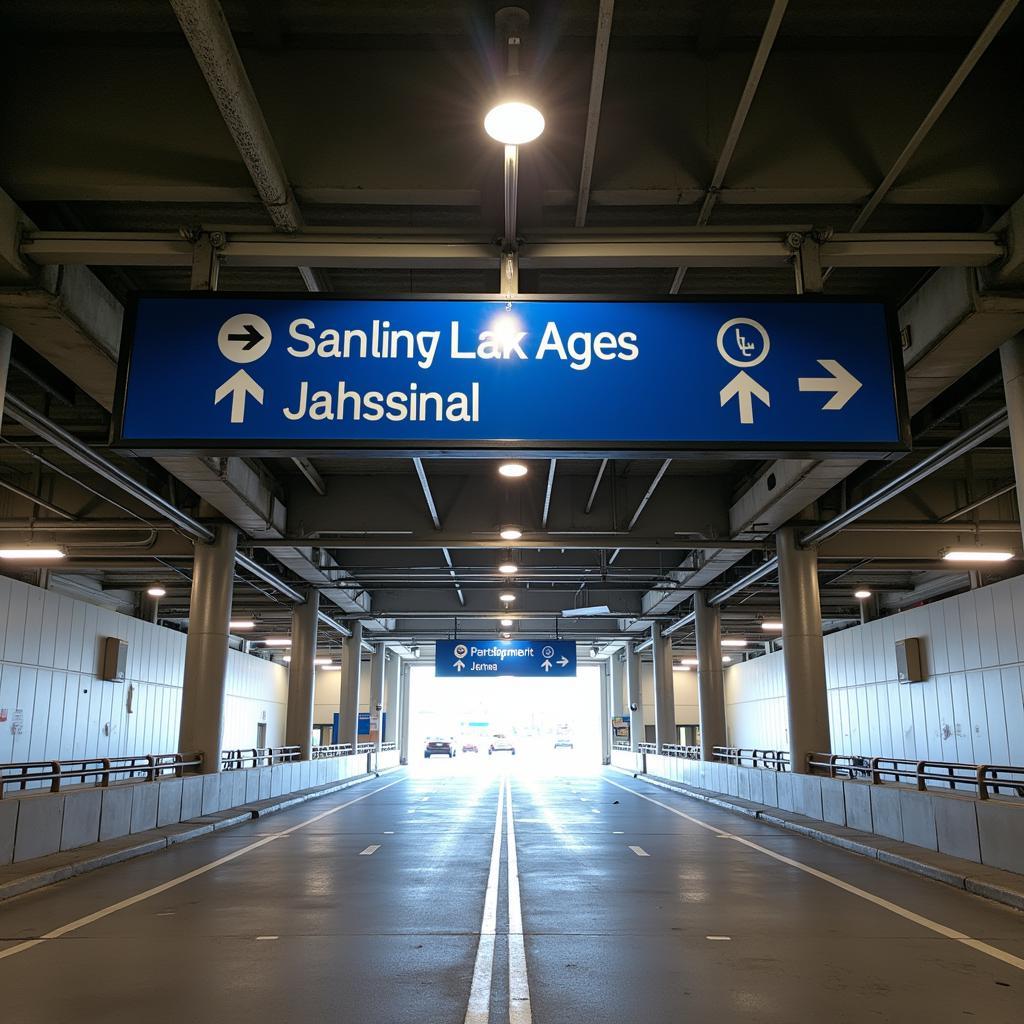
xmin=500 ymin=525 xmax=523 ymax=540
xmin=501 ymin=618 xmax=514 ymax=627
xmin=942 ymin=548 xmax=1014 ymax=563
xmin=262 ymin=638 xmax=292 ymax=647
xmin=499 ymin=562 xmax=518 ymax=575
xmin=761 ymin=621 xmax=784 ymax=632
xmin=721 ymin=639 xmax=748 ymax=648
xmin=854 ymin=589 xmax=872 ymax=600
xmin=502 ymin=632 xmax=512 ymax=639
xmin=229 ymin=620 xmax=255 ymax=630
xmin=484 ymin=101 xmax=545 ymax=145
xmin=146 ymin=585 xmax=166 ymax=598
xmin=500 ymin=593 xmax=516 ymax=603
xmin=0 ymin=547 xmax=66 ymax=560
xmin=498 ymin=462 xmax=528 ymax=478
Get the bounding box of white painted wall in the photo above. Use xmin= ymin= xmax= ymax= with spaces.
xmin=0 ymin=574 xmax=288 ymax=763
xmin=724 ymin=575 xmax=1024 ymax=764
xmin=639 ymin=663 xmax=699 ymax=738
xmin=312 ymin=658 xmax=373 ymax=734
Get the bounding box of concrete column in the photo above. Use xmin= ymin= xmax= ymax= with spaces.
xmin=178 ymin=524 xmax=238 ymax=773
xmin=285 ymin=588 xmax=318 ymax=759
xmin=398 ymin=661 xmax=411 ymax=764
xmin=383 ymin=650 xmax=400 ymax=743
xmin=599 ymin=661 xmax=612 ymax=764
xmin=859 ymin=593 xmax=880 ymax=624
xmin=1001 ymin=334 xmax=1024 ymax=548
xmin=777 ymin=527 xmax=831 ymax=773
xmin=338 ymin=621 xmax=363 ymax=750
xmin=0 ymin=326 xmax=12 ymax=425
xmin=695 ymin=593 xmax=727 ymax=760
xmin=624 ymin=641 xmax=644 ymax=751
xmin=368 ymin=644 xmax=386 ymax=755
xmin=610 ymin=652 xmax=626 ymax=718
xmin=651 ymin=623 xmax=677 ymax=752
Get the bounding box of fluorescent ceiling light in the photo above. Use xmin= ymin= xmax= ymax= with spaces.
xmin=761 ymin=621 xmax=784 ymax=631
xmin=0 ymin=548 xmax=66 ymax=560
xmin=501 ymin=618 xmax=514 ymax=627
xmin=561 ymin=605 xmax=612 ymax=618
xmin=721 ymin=639 xmax=748 ymax=648
xmin=484 ymin=101 xmax=545 ymax=145
xmin=499 ymin=563 xmax=518 ymax=575
xmin=942 ymin=549 xmax=1014 ymax=563
xmin=229 ymin=620 xmax=255 ymax=630
xmin=500 ymin=525 xmax=523 ymax=540
xmin=854 ymin=589 xmax=872 ymax=600
xmin=678 ymin=658 xmax=699 ymax=667
xmin=315 ymin=659 xmax=335 ymax=667
xmin=498 ymin=462 xmax=528 ymax=478
xmin=146 ymin=586 xmax=166 ymax=598
xmin=262 ymin=638 xmax=292 ymax=647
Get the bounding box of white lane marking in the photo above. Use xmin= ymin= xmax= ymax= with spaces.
xmin=605 ymin=778 xmax=1024 ymax=973
xmin=463 ymin=779 xmax=505 ymax=1024
xmin=505 ymin=777 xmax=533 ymax=1024
xmin=383 ymin=831 xmax=395 ymax=834
xmin=359 ymin=845 xmax=381 ymax=856
xmin=629 ymin=846 xmax=650 ymax=857
xmin=255 ymin=935 xmax=279 ymax=941
xmin=0 ymin=776 xmax=405 ymax=963
xmin=706 ymin=935 xmax=731 ymax=941
xmin=591 ymin=809 xmax=600 ymax=814
xmin=612 ymin=830 xmax=624 ymax=834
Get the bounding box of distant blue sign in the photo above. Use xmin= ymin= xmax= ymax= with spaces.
xmin=435 ymin=640 xmax=577 ymax=678
xmin=114 ymin=295 xmax=906 ymax=454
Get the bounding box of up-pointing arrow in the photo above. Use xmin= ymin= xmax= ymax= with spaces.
xmin=541 ymin=659 xmax=552 ymax=672
xmin=720 ymin=371 xmax=770 ymax=425
xmin=454 ymin=659 xmax=465 ymax=671
xmin=798 ymin=359 xmax=862 ymax=410
xmin=215 ymin=369 xmax=264 ymax=424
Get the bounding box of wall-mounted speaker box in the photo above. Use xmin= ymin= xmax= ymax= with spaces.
xmin=101 ymin=636 xmax=129 ymax=681
xmin=896 ymin=637 xmax=924 ymax=683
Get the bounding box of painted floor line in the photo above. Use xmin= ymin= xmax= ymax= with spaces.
xmin=629 ymin=846 xmax=650 ymax=857
xmin=463 ymin=778 xmax=505 ymax=1024
xmin=359 ymin=845 xmax=381 ymax=856
xmin=0 ymin=775 xmax=405 ymax=964
xmin=605 ymin=777 xmax=1024 ymax=974
xmin=506 ymin=776 xmax=533 ymax=1024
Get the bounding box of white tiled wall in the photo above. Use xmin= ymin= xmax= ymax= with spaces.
xmin=724 ymin=575 xmax=1024 ymax=763
xmin=0 ymin=575 xmax=288 ymax=763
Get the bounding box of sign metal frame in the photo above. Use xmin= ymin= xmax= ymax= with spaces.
xmin=112 ymin=291 xmax=911 ymax=459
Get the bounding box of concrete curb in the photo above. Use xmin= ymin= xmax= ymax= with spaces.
xmin=613 ymin=767 xmax=1024 ymax=914
xmin=0 ymin=766 xmax=402 ymax=904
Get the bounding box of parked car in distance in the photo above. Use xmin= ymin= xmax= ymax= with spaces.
xmin=489 ymin=734 xmax=515 ymax=755
xmin=554 ymin=738 xmax=574 ymax=749
xmin=462 ymin=742 xmax=479 ymax=753
xmin=424 ymin=738 xmax=455 ymax=758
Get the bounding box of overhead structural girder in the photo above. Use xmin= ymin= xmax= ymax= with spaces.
xmin=18 ymin=229 xmax=1003 ymax=271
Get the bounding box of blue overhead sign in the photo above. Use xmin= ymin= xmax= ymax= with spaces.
xmin=435 ymin=640 xmax=577 ymax=678
xmin=114 ymin=295 xmax=907 ymax=455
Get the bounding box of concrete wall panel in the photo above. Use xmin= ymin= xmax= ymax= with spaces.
xmin=99 ymin=785 xmax=133 ymax=840
xmin=869 ymin=786 xmax=903 ymax=841
xmin=898 ymin=789 xmax=937 ymax=850
xmin=60 ymin=788 xmax=102 ymax=851
xmin=13 ymin=793 xmax=64 ymax=862
xmin=820 ymin=777 xmax=847 ymax=826
xmin=0 ymin=798 xmax=18 ymax=865
xmin=976 ymin=800 xmax=1024 ymax=874
xmin=792 ymin=775 xmax=824 ymax=820
xmin=129 ymin=783 xmax=158 ymax=833
xmin=156 ymin=778 xmax=183 ymax=827
xmin=180 ymin=776 xmax=203 ymax=820
xmin=844 ymin=783 xmax=873 ymax=832
xmin=201 ymin=774 xmax=221 ymax=815
xmin=932 ymin=793 xmax=980 ymax=861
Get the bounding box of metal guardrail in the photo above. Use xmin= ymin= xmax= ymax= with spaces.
xmin=312 ymin=743 xmax=354 ymax=758
xmin=0 ymin=752 xmax=202 ymax=798
xmin=713 ymin=746 xmax=791 ymax=771
xmin=612 ymin=742 xmax=631 ymax=751
xmin=221 ymin=746 xmax=300 ymax=770
xmin=808 ymin=753 xmax=1024 ymax=800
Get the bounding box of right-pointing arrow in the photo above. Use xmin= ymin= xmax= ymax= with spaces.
xmin=215 ymin=369 xmax=264 ymax=424
xmin=798 ymin=359 xmax=862 ymax=411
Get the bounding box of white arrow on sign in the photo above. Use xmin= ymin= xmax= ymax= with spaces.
xmin=798 ymin=359 xmax=862 ymax=411
xmin=454 ymin=659 xmax=465 ymax=672
xmin=541 ymin=659 xmax=552 ymax=672
xmin=557 ymin=656 xmax=570 ymax=667
xmin=720 ymin=371 xmax=770 ymax=425
xmin=215 ymin=369 xmax=264 ymax=424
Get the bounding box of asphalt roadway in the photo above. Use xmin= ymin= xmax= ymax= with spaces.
xmin=0 ymin=758 xmax=1021 ymax=1023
